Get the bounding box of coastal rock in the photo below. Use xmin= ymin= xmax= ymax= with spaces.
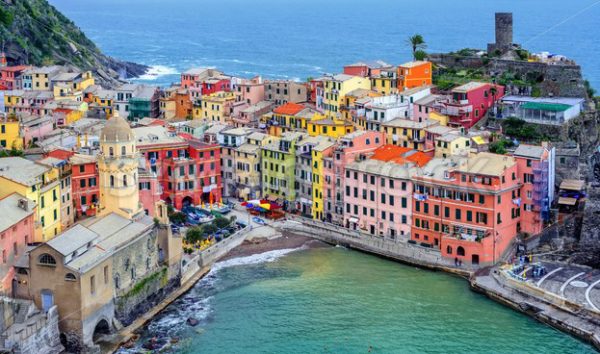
xmin=186 ymin=317 xmax=199 ymax=326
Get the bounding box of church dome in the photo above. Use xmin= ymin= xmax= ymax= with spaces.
xmin=101 ymin=111 xmax=133 ymax=142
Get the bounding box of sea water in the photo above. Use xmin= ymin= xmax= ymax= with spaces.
xmin=125 ymin=247 xmax=594 ymax=353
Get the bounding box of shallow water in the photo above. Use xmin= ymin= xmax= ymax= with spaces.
xmin=126 ymin=247 xmax=595 ymax=353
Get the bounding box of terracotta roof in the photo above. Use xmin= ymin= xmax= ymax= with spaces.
xmin=370 ymin=145 xmax=411 ymax=162
xmin=405 ymin=151 xmax=432 ymax=167
xmin=273 ymin=102 xmax=305 ymax=116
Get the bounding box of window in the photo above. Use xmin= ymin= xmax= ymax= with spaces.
xmin=104 ymin=266 xmax=109 ymax=284
xmin=121 ymin=146 xmax=126 ymax=156
xmin=123 ymin=175 xmax=128 ymax=187
xmin=38 ymin=253 xmax=56 ymax=266
xmin=110 ymin=175 xmax=115 ymax=187
xmin=455 ymin=209 xmax=461 ymax=220
xmin=65 ymin=273 xmax=77 ymax=281
xmin=80 ymin=179 xmax=86 ymax=188
xmin=90 ymin=275 xmax=96 ymax=295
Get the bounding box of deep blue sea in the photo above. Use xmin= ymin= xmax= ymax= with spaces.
xmin=50 ymin=0 xmax=600 ymax=90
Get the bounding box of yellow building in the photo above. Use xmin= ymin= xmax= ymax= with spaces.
xmin=310 ymin=136 xmax=335 ymax=220
xmin=307 ymin=115 xmax=354 ymax=138
xmin=434 ymin=133 xmax=472 ymax=158
xmin=0 ymin=116 xmax=23 ymax=150
xmin=52 ymin=71 xmax=95 ymax=101
xmin=321 ymin=74 xmax=371 ymax=118
xmin=341 ymin=88 xmax=381 ymax=124
xmin=429 ymin=111 xmax=449 ymax=126
xmin=23 ymin=66 xmax=63 ymax=91
xmin=91 ymin=89 xmax=114 ymax=118
xmin=200 ymin=91 xmax=236 ymax=122
xmin=382 ymin=118 xmax=440 ymax=151
xmin=370 ymin=67 xmax=398 ymax=96
xmin=0 ymin=157 xmax=61 ymax=241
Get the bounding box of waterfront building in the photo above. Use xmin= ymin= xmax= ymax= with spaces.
xmin=344 ymin=145 xmax=430 ymax=237
xmin=294 ymin=136 xmax=334 ymax=218
xmin=218 ymin=127 xmax=254 ymax=197
xmin=135 ymin=125 xmax=222 ymax=210
xmin=397 ymin=61 xmax=432 ymax=90
xmin=0 ymin=157 xmax=61 ymax=241
xmin=0 ymin=65 xmax=30 ymax=90
xmin=0 ymin=114 xmax=22 ymax=150
xmin=343 ymin=60 xmax=391 ymax=78
xmin=199 ymin=91 xmax=236 ymax=123
xmin=0 ymin=193 xmax=36 ymax=293
xmin=411 ymin=152 xmax=528 ymax=265
xmin=382 ymin=118 xmax=440 ymax=151
xmin=441 ymin=82 xmax=505 ymax=129
xmin=512 ymin=144 xmax=555 ymax=236
xmin=13 ymin=114 xmax=181 ymax=351
xmin=498 ymin=96 xmax=585 ymax=126
xmin=234 ymin=132 xmax=273 ymax=200
xmin=320 ymin=74 xmax=371 ymax=117
xmin=261 ymin=131 xmax=306 ymax=208
xmin=310 ymin=136 xmax=335 ymax=220
xmin=322 ymin=130 xmax=385 ymax=224
xmin=264 ymin=80 xmax=307 ymax=105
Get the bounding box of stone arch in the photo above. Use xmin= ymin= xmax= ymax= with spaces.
xmin=92 ymin=318 xmax=111 ymax=343
xmin=182 ymin=196 xmax=194 ymax=207
xmin=457 ymin=246 xmax=465 ymax=256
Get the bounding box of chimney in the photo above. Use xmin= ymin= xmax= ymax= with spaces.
xmin=17 ymin=198 xmax=29 ymax=211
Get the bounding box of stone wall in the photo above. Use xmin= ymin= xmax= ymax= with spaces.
xmin=0 ymin=300 xmax=63 ymax=354
xmin=429 ymin=54 xmax=587 ymax=97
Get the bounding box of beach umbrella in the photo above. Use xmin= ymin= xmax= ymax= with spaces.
xmin=259 ymin=203 xmax=272 ymax=210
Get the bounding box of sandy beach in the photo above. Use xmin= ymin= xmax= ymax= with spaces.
xmin=220 ymin=231 xmax=328 ymax=261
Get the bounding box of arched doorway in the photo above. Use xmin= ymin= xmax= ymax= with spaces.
xmin=182 ymin=196 xmax=194 ymax=208
xmin=472 ymin=254 xmax=480 ymax=265
xmin=457 ymin=246 xmax=465 ymax=256
xmin=93 ymin=319 xmax=111 ymax=343
xmin=164 ymin=197 xmax=172 ymax=206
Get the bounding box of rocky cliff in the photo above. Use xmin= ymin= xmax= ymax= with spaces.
xmin=0 ymin=0 xmax=147 ymax=87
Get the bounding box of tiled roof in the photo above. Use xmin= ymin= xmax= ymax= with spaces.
xmin=273 ymin=102 xmax=306 ymax=116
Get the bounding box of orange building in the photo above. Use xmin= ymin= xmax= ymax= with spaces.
xmin=175 ymin=89 xmax=193 ymax=118
xmin=411 ymin=153 xmax=527 ymax=266
xmin=397 ymin=61 xmax=432 ymax=91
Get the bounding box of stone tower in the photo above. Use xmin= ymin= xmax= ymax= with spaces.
xmin=97 ymin=111 xmax=143 ymax=219
xmin=488 ymin=12 xmax=514 ymax=54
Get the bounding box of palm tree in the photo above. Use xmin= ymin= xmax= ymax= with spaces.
xmin=407 ymin=35 xmax=427 ymax=60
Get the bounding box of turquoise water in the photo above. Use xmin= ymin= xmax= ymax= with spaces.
xmin=132 ymin=247 xmax=594 ymax=353
xmin=49 ymin=0 xmax=600 ymax=90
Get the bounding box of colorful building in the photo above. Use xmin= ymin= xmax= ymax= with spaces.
xmin=310 ymin=137 xmax=335 ymax=220
xmin=320 ymin=74 xmax=371 ymax=117
xmin=235 ymin=132 xmax=273 ymax=200
xmin=343 ymin=60 xmax=391 ymax=78
xmin=434 ymin=133 xmax=472 ymax=158
xmin=0 ymin=65 xmax=30 ymax=90
xmin=232 ymin=76 xmax=265 ymax=105
xmin=69 ymin=153 xmax=99 ymax=218
xmin=0 ymin=114 xmax=23 ymax=150
xmin=306 ymin=116 xmax=354 ymax=138
xmin=199 ymin=91 xmax=236 ymax=123
xmin=344 ymin=145 xmax=430 ymax=237
xmin=370 ymin=67 xmax=398 ymax=96
xmin=0 ymin=157 xmax=61 ymax=241
xmin=397 ymin=61 xmax=432 ymax=90
xmin=37 ymin=155 xmax=75 ymax=230
xmin=21 ymin=66 xmax=63 ymax=91
xmin=411 ymin=153 xmax=528 ymax=265
xmin=264 ymin=80 xmax=307 ymax=105
xmin=441 ymin=82 xmax=505 ymax=129
xmin=181 ymin=68 xmax=231 ymax=101
xmin=51 ymin=71 xmax=95 ymax=101
xmin=261 ymin=132 xmax=305 ymax=208
xmin=382 ymin=118 xmax=440 ymax=151
xmin=0 ymin=193 xmax=36 ymax=293
xmin=322 ymin=130 xmax=385 ymax=224
xmin=135 ymin=125 xmax=222 ymax=210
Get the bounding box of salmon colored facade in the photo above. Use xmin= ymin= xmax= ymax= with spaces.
xmin=411 ymin=153 xmax=528 ymax=266
xmin=397 ymin=61 xmax=432 ymax=91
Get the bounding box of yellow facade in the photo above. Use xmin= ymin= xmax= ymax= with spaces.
xmin=322 ymin=75 xmax=371 ymax=117
xmin=310 ymin=140 xmax=334 ymax=220
xmin=0 ymin=159 xmax=61 ymax=241
xmin=200 ymin=91 xmax=235 ymax=122
xmin=434 ymin=134 xmax=472 ymax=158
xmin=429 ymin=111 xmax=449 ymax=126
xmin=307 ymin=116 xmax=354 ymax=138
xmin=159 ymin=98 xmax=177 ymax=119
xmin=31 ymin=73 xmax=51 ymax=91
xmin=0 ymin=119 xmax=23 ymax=150
xmin=382 ymin=119 xmax=439 ymax=151
xmin=3 ymin=92 xmax=23 ymax=114
xmin=370 ymin=77 xmax=398 ymax=96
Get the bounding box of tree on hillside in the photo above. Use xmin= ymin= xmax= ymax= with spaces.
xmin=407 ymin=34 xmax=427 ymax=60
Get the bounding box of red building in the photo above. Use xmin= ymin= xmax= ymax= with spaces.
xmin=180 ymin=68 xmax=231 ymax=101
xmin=69 ymin=154 xmax=100 ymax=218
xmin=411 ymin=152 xmax=530 ymax=266
xmin=343 ymin=60 xmax=391 ymax=78
xmin=0 ymin=65 xmax=30 ymax=90
xmin=134 ymin=126 xmax=222 ymax=210
xmin=441 ymin=82 xmax=504 ymax=129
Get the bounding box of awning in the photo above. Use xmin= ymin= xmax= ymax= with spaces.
xmin=472 ymin=136 xmax=486 ymax=145
xmin=348 ymin=217 xmax=359 ymax=223
xmin=560 ymin=179 xmax=585 ymax=191
xmin=521 ymin=102 xmax=571 ymax=112
xmin=558 ymin=197 xmax=577 ymax=206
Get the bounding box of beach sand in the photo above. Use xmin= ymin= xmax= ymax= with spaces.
xmin=221 ymin=232 xmax=328 ymax=261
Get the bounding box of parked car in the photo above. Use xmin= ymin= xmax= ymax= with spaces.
xmin=252 ymin=217 xmax=266 ymax=225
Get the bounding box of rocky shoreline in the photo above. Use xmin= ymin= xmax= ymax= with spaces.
xmin=220 ymin=232 xmax=329 ymax=261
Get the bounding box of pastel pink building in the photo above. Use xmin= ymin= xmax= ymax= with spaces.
xmin=0 ymin=193 xmax=36 ymax=294
xmin=322 ymin=130 xmax=385 ymax=224
xmin=21 ymin=114 xmax=54 ymax=146
xmin=180 ymin=68 xmax=231 ymax=101
xmin=233 ymin=76 xmax=265 ymax=105
xmin=138 ymin=168 xmax=163 ymax=217
xmin=343 ymin=145 xmax=431 ymax=238
xmin=441 ymin=82 xmax=504 ymax=129
xmin=413 ymin=94 xmax=447 ymax=122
